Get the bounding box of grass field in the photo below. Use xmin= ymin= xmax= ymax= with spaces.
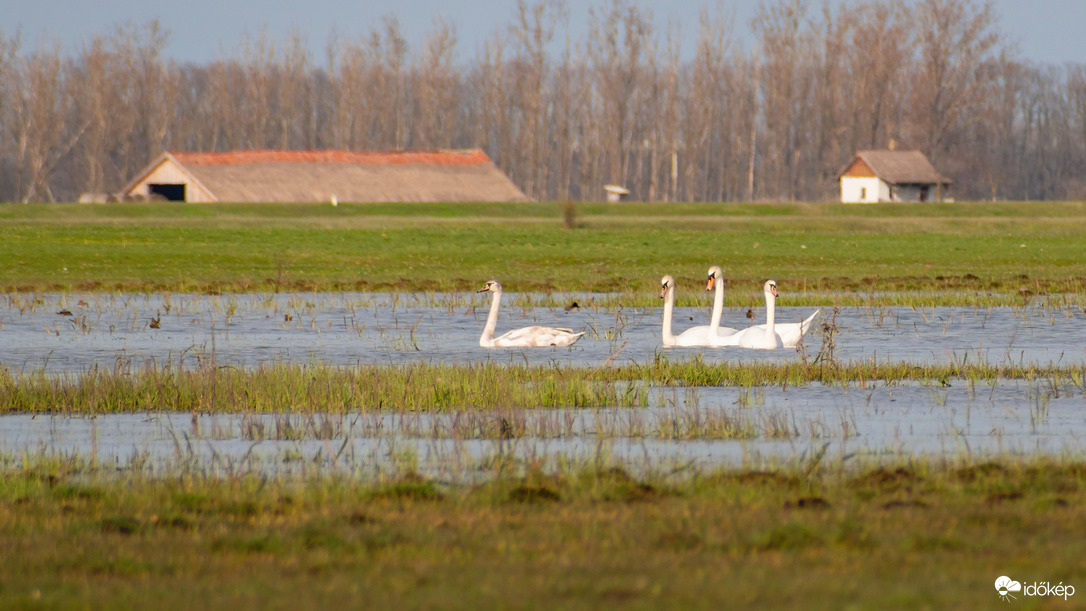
xmin=2 ymin=200 xmax=1086 ymax=301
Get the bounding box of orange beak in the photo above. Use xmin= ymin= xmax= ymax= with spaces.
xmin=706 ymin=276 xmax=715 ymax=291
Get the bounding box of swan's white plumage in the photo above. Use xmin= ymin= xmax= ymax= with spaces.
xmin=711 ymin=280 xmax=784 ymax=349
xmin=774 ymin=308 xmax=820 ymax=348
xmin=659 ymin=275 xmax=716 ymax=347
xmin=477 ymin=280 xmax=584 ymax=348
xmin=708 ymin=279 xmax=819 ymax=348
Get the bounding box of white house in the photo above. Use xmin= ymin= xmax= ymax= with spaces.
xmin=603 ymin=184 xmax=630 ymax=202
xmin=838 ymin=150 xmax=952 ymax=203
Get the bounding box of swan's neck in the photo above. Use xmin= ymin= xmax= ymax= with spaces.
xmin=709 ymin=278 xmax=724 ymax=333
xmin=480 ymin=289 xmax=502 ymax=346
xmin=764 ymin=290 xmax=776 ymax=331
xmin=661 ymin=285 xmax=676 ymax=345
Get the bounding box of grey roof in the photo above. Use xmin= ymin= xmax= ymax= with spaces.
xmin=184 ymin=161 xmax=528 ymax=203
xmin=843 ymin=150 xmax=953 ymax=185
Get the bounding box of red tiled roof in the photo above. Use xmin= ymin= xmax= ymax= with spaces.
xmin=169 ymin=149 xmax=492 ymax=167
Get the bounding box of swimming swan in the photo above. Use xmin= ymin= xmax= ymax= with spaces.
xmin=709 ymin=279 xmax=819 ymax=348
xmin=705 ymin=266 xmax=740 ymax=338
xmin=477 ymin=280 xmax=584 ymax=348
xmin=710 ymin=280 xmax=784 ymax=349
xmin=659 ymin=274 xmax=716 ymax=347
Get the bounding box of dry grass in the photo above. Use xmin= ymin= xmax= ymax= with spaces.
xmin=1 ymin=456 xmax=1083 ymax=608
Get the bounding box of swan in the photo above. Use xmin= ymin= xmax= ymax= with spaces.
xmin=705 ymin=266 xmax=740 ymax=338
xmin=711 ymin=280 xmax=784 ymax=349
xmin=710 ymin=279 xmax=819 ymax=348
xmin=743 ymin=280 xmax=819 ymax=348
xmin=476 ymin=280 xmax=584 ymax=348
xmin=659 ymin=274 xmax=715 ymax=347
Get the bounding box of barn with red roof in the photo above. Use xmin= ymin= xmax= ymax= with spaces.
xmin=120 ymin=149 xmax=528 ymax=203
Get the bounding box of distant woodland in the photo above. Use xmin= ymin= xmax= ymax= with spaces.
xmin=2 ymin=0 xmax=1084 ymax=203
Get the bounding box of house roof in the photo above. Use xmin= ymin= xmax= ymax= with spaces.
xmin=839 ymin=150 xmax=952 ymax=185
xmin=122 ymin=149 xmax=529 ymax=203
xmin=170 ymin=149 xmax=494 ymax=167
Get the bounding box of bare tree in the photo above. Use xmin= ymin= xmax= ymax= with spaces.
xmin=411 ymin=16 xmax=459 ymax=149
xmin=508 ymin=0 xmax=567 ymax=199
xmin=587 ymin=0 xmax=655 ymax=196
xmin=276 ymin=29 xmax=313 ymax=149
xmin=907 ymin=0 xmax=1003 ymax=163
xmin=844 ymin=0 xmax=911 ymax=152
xmin=370 ymin=16 xmax=410 ymax=148
xmin=8 ymin=38 xmax=87 ymax=202
xmin=752 ymin=0 xmax=815 ymax=201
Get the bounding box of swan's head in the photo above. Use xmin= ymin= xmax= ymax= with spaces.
xmin=706 ymin=265 xmax=723 ymax=291
xmin=478 ymin=280 xmax=503 ymax=294
xmin=764 ymin=279 xmax=778 ymax=298
xmin=659 ymin=275 xmax=675 ymax=299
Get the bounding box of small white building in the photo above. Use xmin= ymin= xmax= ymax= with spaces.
xmin=839 ymin=150 xmax=952 ymax=203
xmin=603 ymin=184 xmax=630 ymax=203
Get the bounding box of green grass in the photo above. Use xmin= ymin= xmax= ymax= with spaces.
xmin=2 ymin=359 xmax=1082 ymax=415
xmin=3 ymin=201 xmax=1086 ymax=301
xmin=2 ymin=456 xmax=1083 ymax=609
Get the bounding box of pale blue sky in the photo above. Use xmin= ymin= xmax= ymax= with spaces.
xmin=2 ymin=0 xmax=1083 ymax=65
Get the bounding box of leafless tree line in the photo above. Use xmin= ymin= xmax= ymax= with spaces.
xmin=2 ymin=0 xmax=1084 ymax=203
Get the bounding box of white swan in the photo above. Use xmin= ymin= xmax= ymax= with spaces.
xmin=477 ymin=280 xmax=584 ymax=348
xmin=747 ymin=280 xmax=819 ymax=348
xmin=710 ymin=279 xmax=819 ymax=348
xmin=705 ymin=266 xmax=740 ymax=338
xmin=659 ymin=274 xmax=716 ymax=347
xmin=711 ymin=280 xmax=784 ymax=349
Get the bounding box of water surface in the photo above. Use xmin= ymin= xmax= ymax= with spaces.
xmin=4 ymin=292 xmax=1085 ymax=373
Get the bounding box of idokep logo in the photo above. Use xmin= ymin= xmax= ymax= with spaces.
xmin=995 ymin=576 xmax=1022 ymax=601
xmin=995 ymin=576 xmax=1075 ymax=602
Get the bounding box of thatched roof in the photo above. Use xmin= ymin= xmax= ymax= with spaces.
xmin=839 ymin=150 xmax=952 ymax=185
xmin=123 ymin=149 xmax=529 ymax=203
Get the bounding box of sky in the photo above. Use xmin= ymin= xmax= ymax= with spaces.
xmin=2 ymin=0 xmax=1084 ymax=66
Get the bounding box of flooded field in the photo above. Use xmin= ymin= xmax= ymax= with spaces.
xmin=3 ymin=379 xmax=1084 ymax=478
xmin=3 ymin=292 xmax=1086 ymax=474
xmin=3 ymin=292 xmax=1085 ymax=372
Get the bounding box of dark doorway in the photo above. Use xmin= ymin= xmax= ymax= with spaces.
xmin=149 ymin=183 xmax=186 ymax=201
xmin=919 ymin=186 xmax=929 ymax=202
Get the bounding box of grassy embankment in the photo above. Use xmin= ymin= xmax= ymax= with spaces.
xmin=2 ymin=200 xmax=1086 ymax=303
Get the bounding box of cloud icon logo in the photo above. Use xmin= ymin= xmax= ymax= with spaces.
xmin=995 ymin=576 xmax=1022 ymax=600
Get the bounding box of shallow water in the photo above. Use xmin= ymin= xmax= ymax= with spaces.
xmin=4 ymin=292 xmax=1086 ymax=373
xmin=3 ymin=293 xmax=1086 ymax=475
xmin=2 ymin=379 xmax=1083 ymax=478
